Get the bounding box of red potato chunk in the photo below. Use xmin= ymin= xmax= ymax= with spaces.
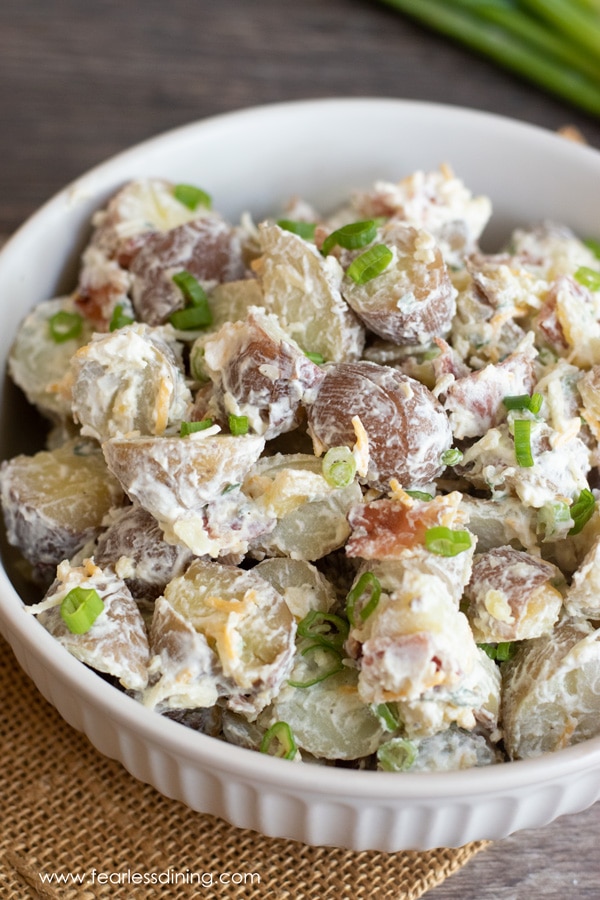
xmin=341 ymin=224 xmax=456 ymax=346
xmin=36 ymin=559 xmax=150 ymax=692
xmin=94 ymin=504 xmax=194 ymax=604
xmin=70 ymin=324 xmax=192 ymax=441
xmin=102 ymin=432 xmax=266 ymax=556
xmin=0 ymin=439 xmax=124 ymax=587
xmin=130 ymin=215 xmax=246 ymax=325
xmin=203 ymin=307 xmax=324 ymax=439
xmin=464 ymin=546 xmax=563 ymax=642
xmin=306 ymin=361 xmax=452 ymax=489
xmin=253 ymin=222 xmax=365 ymax=363
xmin=441 ymin=335 xmax=537 ymax=440
xmin=75 ymin=178 xmax=211 ymax=329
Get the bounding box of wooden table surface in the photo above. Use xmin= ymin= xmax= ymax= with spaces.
xmin=1 ymin=2 xmax=599 ymax=897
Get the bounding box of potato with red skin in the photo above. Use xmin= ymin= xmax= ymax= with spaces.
xmin=130 ymin=215 xmax=246 ymax=325
xmin=463 ymin=546 xmax=563 ymax=643
xmin=341 ymin=224 xmax=456 ymax=346
xmin=306 ymin=361 xmax=452 ymax=489
xmin=203 ymin=307 xmax=324 ymax=439
xmin=94 ymin=504 xmax=194 ymax=605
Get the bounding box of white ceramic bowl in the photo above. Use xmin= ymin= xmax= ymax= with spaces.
xmin=2 ymin=98 xmax=600 ymax=852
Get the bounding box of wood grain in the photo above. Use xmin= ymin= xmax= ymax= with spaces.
xmin=0 ymin=2 xmax=599 ymax=897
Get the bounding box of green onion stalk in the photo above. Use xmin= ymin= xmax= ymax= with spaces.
xmin=374 ymin=0 xmax=600 ymax=116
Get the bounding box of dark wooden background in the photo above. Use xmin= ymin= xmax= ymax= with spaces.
xmin=1 ymin=1 xmax=599 ymax=896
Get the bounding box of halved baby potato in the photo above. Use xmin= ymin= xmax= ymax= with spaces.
xmin=0 ymin=438 xmax=124 ymax=585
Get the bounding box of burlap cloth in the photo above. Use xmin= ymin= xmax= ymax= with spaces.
xmin=0 ymin=634 xmax=489 ymax=900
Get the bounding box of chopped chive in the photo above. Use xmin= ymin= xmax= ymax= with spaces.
xmin=374 ymin=702 xmax=401 ymax=732
xmin=405 ymin=490 xmax=434 ymax=501
xmin=60 ymin=587 xmax=104 ymax=634
xmin=170 ymin=271 xmax=212 ymax=330
xmin=297 ymin=610 xmax=349 ymax=652
xmin=287 ymin=643 xmax=344 ymax=688
xmin=48 ymin=310 xmax=83 ymax=343
xmin=169 ymin=306 xmax=212 ymax=330
xmin=513 ymin=418 xmax=534 ymax=467
xmin=377 ymin=737 xmax=417 ymax=772
xmin=228 ymin=414 xmax=249 ymax=435
xmin=305 ymin=350 xmax=325 ymax=365
xmin=574 ymin=265 xmax=600 ymax=291
xmin=478 ymin=641 xmax=517 ymax=662
xmin=568 ymin=488 xmax=596 ymax=535
xmin=109 ymin=304 xmax=134 ymax=331
xmin=537 ymin=500 xmax=573 ymax=541
xmin=425 ymin=526 xmax=472 ymax=557
xmin=374 ymin=0 xmax=600 ymax=118
xmin=583 ymin=237 xmax=600 ymax=259
xmin=222 ymin=482 xmax=241 ymax=494
xmin=321 ymin=219 xmax=378 ymax=256
xmin=441 ymin=447 xmax=463 ymax=466
xmin=322 ymin=446 xmax=357 ymax=488
xmin=172 ymin=270 xmax=210 ymax=308
xmin=346 ymin=572 xmax=381 ymax=627
xmin=180 ymin=418 xmax=213 ymax=436
xmin=173 ymin=183 xmax=212 ymax=210
xmin=503 ymin=392 xmax=543 ymax=413
xmin=277 ymin=219 xmax=317 ymax=240
xmin=346 ymin=244 xmax=393 ymax=285
xmin=259 ymin=721 xmax=297 ymax=759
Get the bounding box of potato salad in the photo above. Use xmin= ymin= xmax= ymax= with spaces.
xmin=3 ymin=169 xmax=600 ymax=772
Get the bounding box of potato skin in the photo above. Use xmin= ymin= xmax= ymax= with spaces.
xmin=203 ymin=307 xmax=324 ymax=439
xmin=306 ymin=361 xmax=452 ymax=488
xmin=130 ymin=215 xmax=246 ymax=325
xmin=341 ymin=223 xmax=456 ymax=346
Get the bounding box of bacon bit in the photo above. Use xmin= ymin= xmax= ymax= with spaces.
xmin=346 ymin=492 xmax=465 ymax=559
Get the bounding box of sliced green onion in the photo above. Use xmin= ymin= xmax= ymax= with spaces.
xmin=222 ymin=482 xmax=241 ymax=494
xmin=583 ymin=237 xmax=600 ymax=259
xmin=48 ymin=310 xmax=83 ymax=343
xmin=180 ymin=418 xmax=213 ymax=436
xmin=60 ymin=587 xmax=104 ymax=634
xmin=424 ymin=526 xmax=472 ymax=557
xmin=287 ymin=643 xmax=344 ymax=688
xmin=374 ymin=702 xmax=401 ymax=732
xmin=346 ymin=244 xmax=393 ymax=285
xmin=259 ymin=721 xmax=297 ymax=759
xmin=377 ymin=738 xmax=417 ymax=772
xmin=574 ymin=265 xmax=600 ymax=291
xmin=321 ymin=219 xmax=378 ymax=256
xmin=228 ymin=414 xmax=249 ymax=435
xmin=405 ymin=490 xmax=434 ymax=501
xmin=503 ymin=392 xmax=543 ymax=413
xmin=374 ymin=0 xmax=600 ymax=118
xmin=346 ymin=572 xmax=381 ymax=627
xmin=513 ymin=418 xmax=534 ymax=467
xmin=108 ymin=304 xmax=134 ymax=331
xmin=322 ymin=446 xmax=357 ymax=488
xmin=304 ymin=350 xmax=325 ymax=365
xmin=277 ymin=219 xmax=316 ymax=240
xmin=537 ymin=500 xmax=573 ymax=541
xmin=169 ymin=306 xmax=211 ymax=330
xmin=173 ymin=183 xmax=212 ymax=210
xmin=441 ymin=447 xmax=463 ymax=466
xmin=478 ymin=641 xmax=517 ymax=662
xmin=296 ymin=610 xmax=349 ymax=652
xmin=568 ymin=488 xmax=596 ymax=535
xmin=172 ymin=270 xmax=209 ymax=308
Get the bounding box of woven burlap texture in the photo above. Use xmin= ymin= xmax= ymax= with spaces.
xmin=0 ymin=634 xmax=488 ymax=900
